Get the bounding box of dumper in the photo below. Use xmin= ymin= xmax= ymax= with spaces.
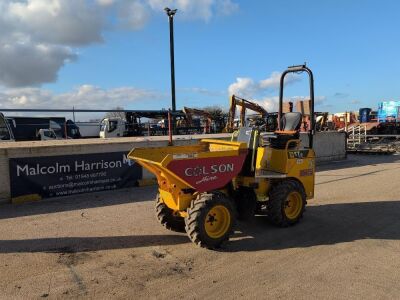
xmin=128 ymin=65 xmax=316 ymax=248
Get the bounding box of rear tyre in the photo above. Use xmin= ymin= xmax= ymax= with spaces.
xmin=185 ymin=192 xmax=236 ymax=249
xmin=267 ymin=180 xmax=306 ymax=227
xmin=155 ymin=193 xmax=185 ymax=232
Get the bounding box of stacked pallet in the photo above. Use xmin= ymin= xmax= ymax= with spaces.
xmin=295 ymin=100 xmax=311 ymax=116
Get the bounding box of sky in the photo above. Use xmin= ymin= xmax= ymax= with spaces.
xmin=0 ymin=0 xmax=400 ymax=121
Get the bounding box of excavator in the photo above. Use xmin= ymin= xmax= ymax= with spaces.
xmin=182 ymin=107 xmax=213 ymax=134
xmin=224 ymin=95 xmax=269 ymax=132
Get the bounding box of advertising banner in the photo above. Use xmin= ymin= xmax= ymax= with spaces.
xmin=9 ymin=152 xmax=142 ymax=202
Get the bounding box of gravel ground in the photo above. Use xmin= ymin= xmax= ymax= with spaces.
xmin=0 ymin=154 xmax=400 ymax=299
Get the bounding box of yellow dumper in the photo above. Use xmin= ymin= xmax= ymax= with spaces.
xmin=128 ymin=65 xmax=316 ymax=248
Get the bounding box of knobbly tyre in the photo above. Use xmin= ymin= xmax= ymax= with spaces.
xmin=128 ymin=65 xmax=316 ymax=249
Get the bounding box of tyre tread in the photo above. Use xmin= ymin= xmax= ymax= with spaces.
xmin=185 ymin=192 xmax=235 ymax=249
xmin=267 ymin=180 xmax=306 ymax=227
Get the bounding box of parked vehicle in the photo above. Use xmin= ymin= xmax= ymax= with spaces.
xmin=0 ymin=113 xmax=14 ymax=141
xmin=37 ymin=128 xmax=61 ymax=140
xmin=100 ymin=118 xmax=131 ymax=138
xmin=5 ymin=116 xmax=80 ymax=141
xmin=75 ymin=121 xmax=101 ymax=138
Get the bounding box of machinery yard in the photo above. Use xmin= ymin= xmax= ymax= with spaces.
xmin=0 ymin=154 xmax=399 ymax=299
xmin=2 ymin=2 xmax=400 ymax=299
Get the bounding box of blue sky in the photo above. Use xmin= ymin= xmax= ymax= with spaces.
xmin=1 ymin=0 xmax=400 ymax=119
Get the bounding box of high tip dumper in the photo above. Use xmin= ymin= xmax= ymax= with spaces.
xmin=128 ymin=65 xmax=316 ymax=249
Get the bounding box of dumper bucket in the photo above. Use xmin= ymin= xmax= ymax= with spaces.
xmin=128 ymin=139 xmax=248 ymax=193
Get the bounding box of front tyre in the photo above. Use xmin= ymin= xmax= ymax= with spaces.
xmin=185 ymin=192 xmax=236 ymax=249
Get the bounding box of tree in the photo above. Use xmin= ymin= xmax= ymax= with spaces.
xmin=202 ymin=105 xmax=228 ymax=132
xmin=104 ymin=106 xmax=126 ymax=120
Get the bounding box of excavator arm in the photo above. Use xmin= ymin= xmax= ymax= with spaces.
xmin=225 ymin=95 xmax=268 ymax=132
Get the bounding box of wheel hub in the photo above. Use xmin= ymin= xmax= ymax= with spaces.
xmin=204 ymin=205 xmax=231 ymax=239
xmin=284 ymin=191 xmax=302 ymax=220
xmin=206 ymin=213 xmax=217 ymax=225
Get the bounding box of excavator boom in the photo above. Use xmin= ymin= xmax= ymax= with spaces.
xmin=225 ymin=95 xmax=268 ymax=132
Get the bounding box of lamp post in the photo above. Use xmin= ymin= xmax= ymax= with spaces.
xmin=164 ymin=7 xmax=177 ymax=113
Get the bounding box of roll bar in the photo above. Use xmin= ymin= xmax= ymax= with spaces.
xmin=278 ymin=64 xmax=315 ymax=149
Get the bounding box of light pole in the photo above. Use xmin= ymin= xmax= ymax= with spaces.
xmin=164 ymin=7 xmax=177 ymax=113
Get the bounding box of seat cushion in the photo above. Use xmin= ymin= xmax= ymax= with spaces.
xmin=281 ymin=112 xmax=302 ymax=132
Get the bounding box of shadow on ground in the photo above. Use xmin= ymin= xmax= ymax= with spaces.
xmin=316 ymin=164 xmax=400 ymax=186
xmin=226 ymin=200 xmax=400 ymax=252
xmin=316 ymin=153 xmax=400 ymax=172
xmin=0 ymin=186 xmax=157 ymax=220
xmin=1 ymin=201 xmax=400 ymax=254
xmin=0 ymin=234 xmax=188 ymax=253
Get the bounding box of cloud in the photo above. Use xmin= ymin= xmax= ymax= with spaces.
xmin=0 ymin=0 xmax=239 ymax=88
xmin=259 ymin=72 xmax=284 ymax=89
xmin=8 ymin=0 xmax=105 ymax=46
xmin=228 ymin=77 xmax=256 ymax=98
xmin=96 ymin=0 xmax=115 ymax=6
xmin=116 ymin=1 xmax=150 ymax=30
xmin=227 ymin=72 xmax=298 ymax=112
xmin=350 ymin=99 xmax=361 ymax=104
xmin=252 ymin=96 xmax=327 ymax=113
xmin=228 ymin=72 xmax=327 ymax=112
xmin=0 ymin=0 xmax=106 ymax=87
xmin=228 ymin=72 xmax=301 ymax=98
xmin=0 ymin=85 xmax=163 ymax=111
xmin=254 ymin=96 xmax=280 ymax=112
xmin=0 ymin=41 xmax=76 ymax=87
xmin=216 ymin=0 xmax=239 ymax=16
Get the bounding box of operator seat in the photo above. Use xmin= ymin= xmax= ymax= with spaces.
xmin=233 ymin=127 xmax=258 ymax=175
xmin=271 ymin=112 xmax=302 ymax=149
xmin=235 ymin=127 xmax=255 ymax=147
xmin=280 ymin=112 xmax=302 ymax=132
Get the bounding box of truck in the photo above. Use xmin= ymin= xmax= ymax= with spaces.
xmin=99 ymin=110 xmax=211 ymax=138
xmin=99 ymin=118 xmax=137 ymax=138
xmin=5 ymin=116 xmax=81 ymax=141
xmin=100 ymin=111 xmax=175 ymax=138
xmin=75 ymin=121 xmax=101 ymax=138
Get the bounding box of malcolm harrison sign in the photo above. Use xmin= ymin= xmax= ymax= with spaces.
xmin=9 ymin=152 xmax=142 ymax=202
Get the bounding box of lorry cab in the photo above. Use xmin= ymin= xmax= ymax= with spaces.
xmin=37 ymin=128 xmax=59 ymax=140
xmin=100 ymin=118 xmax=126 ymax=138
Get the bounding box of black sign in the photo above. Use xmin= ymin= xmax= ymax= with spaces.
xmin=9 ymin=152 xmax=142 ymax=201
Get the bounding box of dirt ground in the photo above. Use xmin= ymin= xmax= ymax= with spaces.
xmin=1 ymin=154 xmax=400 ymax=299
